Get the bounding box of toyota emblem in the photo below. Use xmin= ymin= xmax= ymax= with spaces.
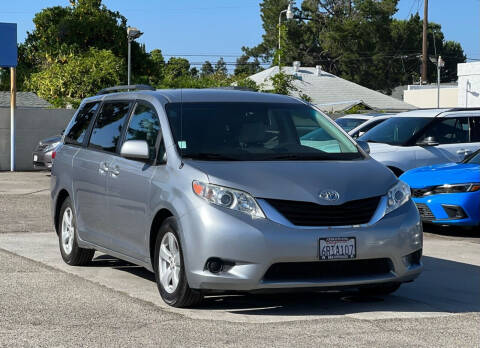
xmin=319 ymin=190 xmax=340 ymax=202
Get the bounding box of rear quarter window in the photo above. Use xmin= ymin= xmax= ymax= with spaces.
xmin=64 ymin=102 xmax=100 ymax=146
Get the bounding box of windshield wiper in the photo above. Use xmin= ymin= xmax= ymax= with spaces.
xmin=182 ymin=153 xmax=241 ymax=161
xmin=260 ymin=154 xmax=332 ymax=161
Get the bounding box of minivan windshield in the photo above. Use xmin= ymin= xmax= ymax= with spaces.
xmin=165 ymin=102 xmax=362 ymax=161
xmin=359 ymin=117 xmax=432 ymax=146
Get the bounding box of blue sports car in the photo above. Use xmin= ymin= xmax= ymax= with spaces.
xmin=400 ymin=149 xmax=480 ymax=228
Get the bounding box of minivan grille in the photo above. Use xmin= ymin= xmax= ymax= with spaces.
xmin=263 ymin=258 xmax=393 ymax=282
xmin=265 ymin=196 xmax=380 ymax=227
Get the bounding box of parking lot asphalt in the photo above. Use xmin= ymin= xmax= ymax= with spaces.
xmin=1 ymin=172 xmax=479 ymax=347
xmin=0 ymin=172 xmax=52 ymax=233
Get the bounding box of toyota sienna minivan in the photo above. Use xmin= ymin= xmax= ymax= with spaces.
xmin=51 ymin=86 xmax=423 ymax=307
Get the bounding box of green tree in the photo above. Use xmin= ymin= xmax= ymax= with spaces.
xmin=214 ymin=58 xmax=228 ymax=77
xmin=441 ymin=41 xmax=466 ymax=82
xmin=269 ymin=72 xmax=298 ymax=95
xmin=245 ymin=1 xmax=466 ymax=92
xmin=234 ymin=54 xmax=263 ymax=76
xmin=201 ymin=61 xmax=214 ymax=77
xmin=234 ymin=77 xmax=260 ymax=91
xmin=23 ymin=0 xmax=129 ymax=61
xmin=164 ymin=57 xmax=191 ymax=80
xmin=17 ymin=0 xmax=153 ymax=88
xmin=144 ymin=49 xmax=165 ymax=85
xmin=26 ymin=48 xmax=124 ymax=108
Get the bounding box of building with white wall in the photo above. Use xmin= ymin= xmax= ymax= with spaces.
xmin=458 ymin=61 xmax=480 ymax=107
xmin=403 ymin=84 xmax=458 ymax=108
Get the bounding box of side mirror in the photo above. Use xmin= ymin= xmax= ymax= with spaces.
xmin=417 ymin=136 xmax=439 ymax=147
xmin=120 ymin=140 xmax=150 ymax=160
xmin=357 ymin=140 xmax=370 ymax=154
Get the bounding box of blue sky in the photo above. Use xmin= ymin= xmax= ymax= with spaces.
xmin=1 ymin=0 xmax=478 ymax=68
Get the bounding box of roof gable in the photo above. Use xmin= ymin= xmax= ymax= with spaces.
xmin=248 ymin=66 xmax=415 ymax=112
xmin=0 ymin=92 xmax=52 ymax=108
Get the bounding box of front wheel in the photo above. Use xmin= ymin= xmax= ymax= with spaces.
xmin=154 ymin=217 xmax=203 ymax=307
xmin=58 ymin=197 xmax=95 ymax=266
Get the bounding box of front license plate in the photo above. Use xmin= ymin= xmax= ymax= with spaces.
xmin=33 ymin=155 xmax=38 ymax=162
xmin=319 ymin=237 xmax=356 ymax=260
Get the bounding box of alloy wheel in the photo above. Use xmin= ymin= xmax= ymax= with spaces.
xmin=61 ymin=207 xmax=74 ymax=255
xmin=159 ymin=232 xmax=181 ymax=293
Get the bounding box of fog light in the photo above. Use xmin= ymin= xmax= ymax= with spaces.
xmin=403 ymin=249 xmax=422 ymax=267
xmin=442 ymin=205 xmax=467 ymax=220
xmin=206 ymin=258 xmax=224 ymax=274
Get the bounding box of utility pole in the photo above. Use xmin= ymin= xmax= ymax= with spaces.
xmin=421 ymin=0 xmax=428 ymax=84
xmin=10 ymin=67 xmax=16 ymax=171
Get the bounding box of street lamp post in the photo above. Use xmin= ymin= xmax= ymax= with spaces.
xmin=127 ymin=27 xmax=143 ymax=85
xmin=436 ymin=56 xmax=444 ymax=108
xmin=278 ymin=1 xmax=294 ymax=68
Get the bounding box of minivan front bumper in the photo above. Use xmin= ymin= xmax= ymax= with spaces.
xmin=180 ymin=199 xmax=423 ymax=291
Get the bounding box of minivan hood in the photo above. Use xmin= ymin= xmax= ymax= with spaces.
xmin=185 ymin=159 xmax=397 ymax=204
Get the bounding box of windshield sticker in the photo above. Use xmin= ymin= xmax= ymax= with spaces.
xmin=178 ymin=141 xmax=187 ymax=149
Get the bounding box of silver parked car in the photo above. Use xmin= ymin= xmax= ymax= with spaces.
xmin=51 ymin=86 xmax=423 ymax=307
xmin=33 ymin=135 xmax=61 ymax=170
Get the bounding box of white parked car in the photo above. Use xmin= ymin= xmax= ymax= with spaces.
xmin=348 ymin=115 xmax=393 ymax=139
xmin=335 ymin=113 xmax=394 ymax=138
xmin=359 ymin=108 xmax=480 ymax=176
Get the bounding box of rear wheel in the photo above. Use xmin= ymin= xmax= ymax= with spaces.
xmin=359 ymin=282 xmax=401 ymax=296
xmin=58 ymin=197 xmax=95 ymax=266
xmin=154 ymin=217 xmax=203 ymax=307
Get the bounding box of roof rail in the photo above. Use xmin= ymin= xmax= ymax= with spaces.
xmin=96 ymin=84 xmax=155 ymax=96
xmin=213 ymin=86 xmax=257 ymax=92
xmin=447 ymin=107 xmax=480 ymax=112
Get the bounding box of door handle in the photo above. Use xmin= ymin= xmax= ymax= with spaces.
xmin=110 ymin=165 xmax=120 ymax=176
xmin=99 ymin=162 xmax=110 ymax=174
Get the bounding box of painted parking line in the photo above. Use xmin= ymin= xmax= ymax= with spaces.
xmin=0 ymin=233 xmax=478 ymax=323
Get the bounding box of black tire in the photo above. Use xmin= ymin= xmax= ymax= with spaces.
xmin=58 ymin=197 xmax=95 ymax=266
xmin=154 ymin=217 xmax=203 ymax=308
xmin=359 ymin=282 xmax=401 ymax=296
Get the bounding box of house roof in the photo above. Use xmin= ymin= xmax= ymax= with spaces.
xmin=0 ymin=92 xmax=52 ymax=108
xmin=248 ymin=66 xmax=415 ymax=113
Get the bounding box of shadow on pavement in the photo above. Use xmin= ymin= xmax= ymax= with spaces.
xmin=424 ymin=223 xmax=480 ymax=239
xmin=88 ymin=254 xmax=480 ymax=316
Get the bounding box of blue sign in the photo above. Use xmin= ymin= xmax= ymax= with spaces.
xmin=0 ymin=23 xmax=18 ymax=67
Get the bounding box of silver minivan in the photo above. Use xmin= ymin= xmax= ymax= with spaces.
xmin=51 ymin=86 xmax=423 ymax=307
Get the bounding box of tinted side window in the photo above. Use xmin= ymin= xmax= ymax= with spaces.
xmin=419 ymin=117 xmax=470 ymax=144
xmin=471 ymin=117 xmax=480 ymax=142
xmin=64 ymin=102 xmax=99 ymax=146
xmin=88 ymin=102 xmax=132 ymax=153
xmin=124 ymin=103 xmax=161 ymax=161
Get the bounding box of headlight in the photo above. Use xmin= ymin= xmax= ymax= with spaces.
xmin=385 ymin=180 xmax=411 ymax=215
xmin=192 ymin=181 xmax=265 ymax=219
xmin=431 ymin=183 xmax=480 ymax=194
xmin=45 ymin=141 xmax=60 ymax=152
